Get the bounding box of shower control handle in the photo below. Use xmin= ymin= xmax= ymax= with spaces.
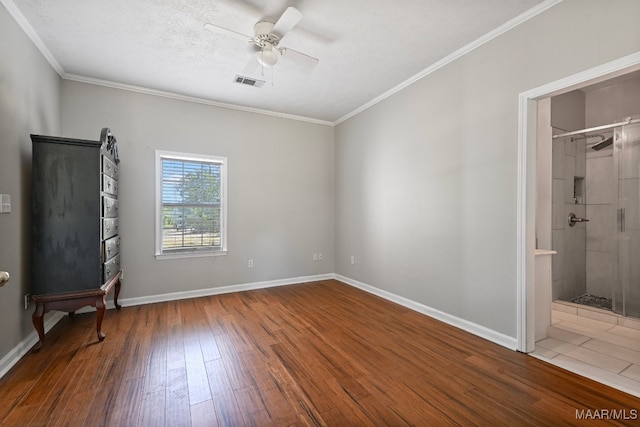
xmin=568 ymin=212 xmax=589 ymax=227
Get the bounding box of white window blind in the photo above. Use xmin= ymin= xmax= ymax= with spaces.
xmin=156 ymin=151 xmax=227 ymax=257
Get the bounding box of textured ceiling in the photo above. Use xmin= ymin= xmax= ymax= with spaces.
xmin=7 ymin=0 xmax=546 ymax=124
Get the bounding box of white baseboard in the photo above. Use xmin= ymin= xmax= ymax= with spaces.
xmin=0 ymin=272 xmax=516 ymax=381
xmin=106 ymin=273 xmax=335 ymax=309
xmin=0 ymin=311 xmax=65 ymax=379
xmin=115 ymin=273 xmax=517 ymax=351
xmin=335 ymin=274 xmax=518 ymax=350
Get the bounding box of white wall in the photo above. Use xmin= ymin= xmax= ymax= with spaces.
xmin=0 ymin=4 xmax=60 ymax=359
xmin=61 ymin=81 xmax=335 ymax=299
xmin=335 ymin=0 xmax=640 ymax=337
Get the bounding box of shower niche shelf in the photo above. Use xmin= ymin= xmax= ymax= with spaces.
xmin=573 ymin=176 xmax=585 ymax=204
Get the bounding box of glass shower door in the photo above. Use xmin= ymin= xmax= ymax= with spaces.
xmin=614 ymin=118 xmax=640 ymax=317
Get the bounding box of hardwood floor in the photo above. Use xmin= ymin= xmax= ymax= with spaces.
xmin=0 ymin=279 xmax=638 ymax=426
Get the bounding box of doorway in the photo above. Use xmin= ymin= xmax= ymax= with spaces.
xmin=517 ymin=54 xmax=640 ymax=397
xmin=517 ymin=52 xmax=640 ymax=354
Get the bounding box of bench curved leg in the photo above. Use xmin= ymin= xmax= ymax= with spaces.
xmin=96 ymin=295 xmax=106 ymax=342
xmin=114 ymin=278 xmax=122 ymax=310
xmin=32 ymin=304 xmax=45 ymax=352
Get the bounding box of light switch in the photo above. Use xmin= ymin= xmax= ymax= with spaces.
xmin=0 ymin=194 xmax=10 ymax=213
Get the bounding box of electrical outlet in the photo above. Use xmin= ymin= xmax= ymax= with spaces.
xmin=24 ymin=294 xmax=30 ymax=310
xmin=318 ymin=253 xmax=323 ymax=261
xmin=248 ymin=259 xmax=254 ymax=268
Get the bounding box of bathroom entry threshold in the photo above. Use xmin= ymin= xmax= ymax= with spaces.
xmin=552 ymin=300 xmax=640 ymax=329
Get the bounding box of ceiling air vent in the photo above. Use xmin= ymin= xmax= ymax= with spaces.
xmin=234 ymin=75 xmax=265 ymax=88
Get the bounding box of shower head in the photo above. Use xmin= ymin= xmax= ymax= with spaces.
xmin=591 ymin=136 xmax=613 ymax=151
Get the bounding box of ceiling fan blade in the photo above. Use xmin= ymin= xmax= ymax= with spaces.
xmin=203 ymin=23 xmax=252 ymax=41
xmin=280 ymin=48 xmax=319 ymax=69
xmin=271 ymin=7 xmax=302 ymax=38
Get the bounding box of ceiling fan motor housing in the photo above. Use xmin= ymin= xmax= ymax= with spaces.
xmin=253 ymin=22 xmax=279 ymax=47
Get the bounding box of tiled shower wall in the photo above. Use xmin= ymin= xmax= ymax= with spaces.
xmin=584 ymin=147 xmax=614 ymax=299
xmin=551 ymin=91 xmax=586 ymax=301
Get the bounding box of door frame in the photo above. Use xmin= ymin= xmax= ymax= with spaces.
xmin=516 ymin=52 xmax=640 ymax=353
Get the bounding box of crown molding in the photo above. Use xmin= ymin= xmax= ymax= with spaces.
xmin=2 ymin=0 xmax=333 ymax=127
xmin=1 ymin=0 xmax=64 ymax=75
xmin=3 ymin=0 xmax=562 ymax=127
xmin=333 ymin=0 xmax=563 ymax=125
xmin=62 ymin=74 xmax=335 ymax=127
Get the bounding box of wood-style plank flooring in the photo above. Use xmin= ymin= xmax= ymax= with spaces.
xmin=0 ymin=279 xmax=639 ymax=426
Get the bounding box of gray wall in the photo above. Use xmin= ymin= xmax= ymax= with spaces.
xmin=335 ymin=0 xmax=640 ymax=337
xmin=61 ymin=81 xmax=335 ymax=299
xmin=0 ymin=5 xmax=60 ymax=359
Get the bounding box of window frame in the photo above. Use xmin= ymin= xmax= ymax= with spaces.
xmin=155 ymin=150 xmax=228 ymax=259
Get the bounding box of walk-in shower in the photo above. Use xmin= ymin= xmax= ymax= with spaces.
xmin=552 ymin=116 xmax=640 ymax=318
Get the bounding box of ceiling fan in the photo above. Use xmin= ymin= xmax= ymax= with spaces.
xmin=204 ymin=6 xmax=319 ymax=75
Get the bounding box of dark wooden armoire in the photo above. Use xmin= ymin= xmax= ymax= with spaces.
xmin=30 ymin=128 xmax=122 ymax=351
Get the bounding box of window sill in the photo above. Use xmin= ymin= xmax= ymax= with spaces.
xmin=155 ymin=250 xmax=228 ymax=261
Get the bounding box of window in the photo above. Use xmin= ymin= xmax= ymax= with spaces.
xmin=155 ymin=151 xmax=227 ymax=258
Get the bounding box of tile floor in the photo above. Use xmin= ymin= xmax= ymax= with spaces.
xmin=531 ymin=301 xmax=640 ymax=398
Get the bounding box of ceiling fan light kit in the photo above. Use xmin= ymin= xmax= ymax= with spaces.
xmin=257 ymin=44 xmax=279 ymax=68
